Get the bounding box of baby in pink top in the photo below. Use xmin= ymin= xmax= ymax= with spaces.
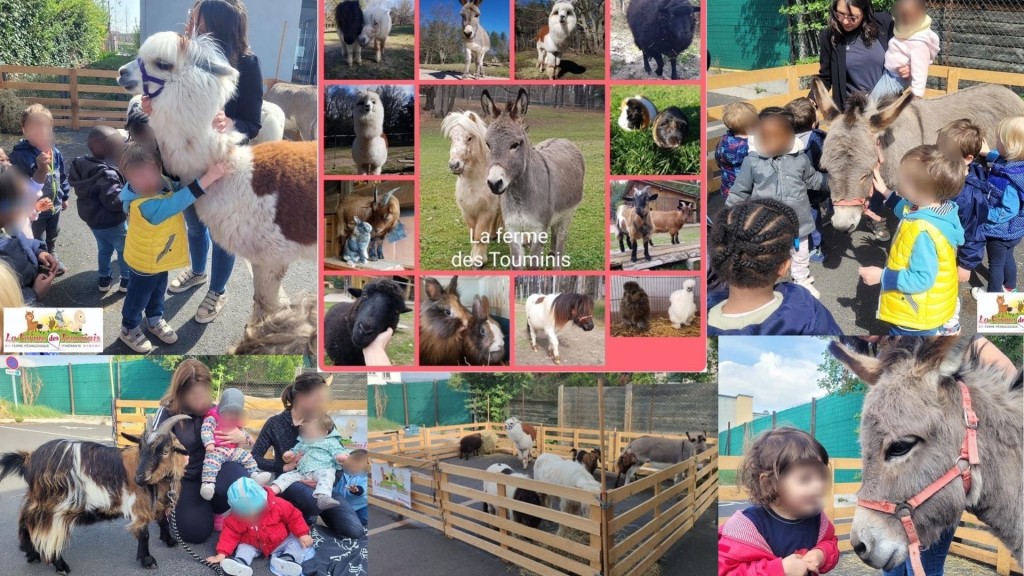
xmin=871 ymin=0 xmax=940 ymax=101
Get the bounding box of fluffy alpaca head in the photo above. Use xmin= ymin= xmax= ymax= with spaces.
xmin=355 ymin=91 xmax=385 ymax=128
xmin=118 ymin=32 xmax=239 ymax=129
xmin=549 ymin=2 xmax=578 ymax=31
xmin=441 ymin=111 xmax=488 ymax=175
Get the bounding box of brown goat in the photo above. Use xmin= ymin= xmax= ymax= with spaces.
xmin=0 ymin=415 xmax=190 ymax=574
xmin=650 ymin=199 xmax=693 ymax=244
xmin=623 ymin=186 xmax=659 ymax=262
xmin=336 ymin=187 xmax=401 ymax=261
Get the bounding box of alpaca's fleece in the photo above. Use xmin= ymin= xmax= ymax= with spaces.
xmin=352 ymin=90 xmax=388 ymax=175
xmin=536 ymin=2 xmax=577 ymax=78
xmin=253 ymin=102 xmax=286 ymax=144
xmin=533 ymin=453 xmax=601 ymax=517
xmin=228 ymin=297 xmax=317 ymax=355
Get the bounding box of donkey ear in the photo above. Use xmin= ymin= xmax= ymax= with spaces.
xmin=828 ymin=341 xmax=882 ymax=386
xmin=910 ymin=337 xmax=965 ymax=379
xmin=869 ymin=90 xmax=915 ymax=133
xmin=423 ymin=277 xmax=444 ymax=301
xmin=509 ymin=89 xmax=530 ymax=122
xmin=480 ymin=90 xmax=499 ymax=119
xmin=810 ymin=78 xmax=840 ymax=123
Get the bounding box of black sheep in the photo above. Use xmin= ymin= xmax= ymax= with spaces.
xmin=627 ymin=0 xmax=699 ymax=80
xmin=324 ymin=279 xmax=411 ymax=366
xmin=459 ymin=433 xmax=483 ymax=460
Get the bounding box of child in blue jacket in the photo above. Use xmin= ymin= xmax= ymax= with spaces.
xmin=973 ymin=117 xmax=1024 ymax=296
xmin=714 ymin=102 xmax=758 ymax=199
xmin=787 ymin=97 xmax=830 ymax=263
xmin=336 ymin=449 xmax=369 ymax=527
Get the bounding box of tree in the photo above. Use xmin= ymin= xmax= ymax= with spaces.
xmin=392 ymin=0 xmax=415 ymax=26
xmin=151 ymin=356 xmax=303 ymax=393
xmin=0 ymin=0 xmax=109 ymax=67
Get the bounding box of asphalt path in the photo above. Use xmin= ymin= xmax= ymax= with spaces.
xmin=1 ymin=129 xmax=317 ymax=355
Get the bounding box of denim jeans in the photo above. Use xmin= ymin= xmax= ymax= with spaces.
xmin=280 ymin=481 xmax=364 ymax=539
xmin=986 ymin=237 xmax=1022 ymax=291
xmin=889 ymin=325 xmax=941 ymax=336
xmin=121 ymin=269 xmax=168 ymax=330
xmin=91 ymin=223 xmax=128 ymax=279
xmin=183 ymin=204 xmax=235 ymax=293
xmin=355 ymin=506 xmax=368 ymax=526
xmin=882 ymin=525 xmax=955 ymax=576
xmin=30 ymin=210 xmax=60 ymax=254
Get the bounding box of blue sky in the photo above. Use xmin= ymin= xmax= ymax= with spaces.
xmin=420 ymin=0 xmax=511 ymax=37
xmin=718 ymin=337 xmax=832 ymax=413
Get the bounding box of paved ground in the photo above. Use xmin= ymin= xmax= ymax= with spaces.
xmin=370 ymin=452 xmax=717 ymax=575
xmin=1 ymin=129 xmax=317 ymax=354
xmin=707 ymin=191 xmax=1024 ymax=335
xmin=0 ymin=422 xmax=279 ymax=576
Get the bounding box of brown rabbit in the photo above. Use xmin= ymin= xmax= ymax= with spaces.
xmin=462 ymin=295 xmax=505 ymax=366
xmin=420 ymin=277 xmax=471 ymax=365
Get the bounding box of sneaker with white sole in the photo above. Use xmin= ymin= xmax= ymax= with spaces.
xmin=270 ymin=555 xmax=303 ymax=576
xmin=868 ymin=218 xmax=890 ymax=241
xmin=220 ymin=557 xmax=253 ymax=576
xmin=168 ymin=270 xmax=207 ymax=294
xmin=971 ymin=287 xmax=988 ymax=300
xmin=251 ymin=471 xmax=272 ymax=485
xmin=316 ymin=493 xmax=341 ymax=510
xmin=119 ymin=326 xmax=153 ymax=353
xmin=195 ymin=290 xmax=227 ymax=324
xmin=118 ymin=277 xmax=129 ymax=293
xmin=794 ymin=279 xmax=821 ymax=299
xmin=147 ymin=319 xmax=178 ymax=344
xmin=200 ymin=483 xmax=215 ymax=501
xmin=98 ymin=276 xmax=112 ymax=292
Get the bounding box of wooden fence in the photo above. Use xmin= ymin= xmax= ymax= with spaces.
xmin=367 ymin=422 xmax=719 ymax=576
xmin=718 ymin=455 xmax=1022 ymax=575
xmin=0 ymin=65 xmax=130 ymax=130
xmin=705 ymin=64 xmax=1024 ymax=193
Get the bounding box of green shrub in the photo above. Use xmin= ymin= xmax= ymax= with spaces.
xmin=0 ymin=89 xmax=26 ymax=135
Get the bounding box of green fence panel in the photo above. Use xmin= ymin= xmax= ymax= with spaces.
xmin=71 ymin=363 xmax=116 ymax=416
xmin=708 ymin=0 xmax=792 ymax=70
xmin=367 ymin=381 xmax=472 ymax=427
xmin=435 ymin=380 xmax=472 ymax=426
xmin=117 ymin=359 xmax=174 ymax=400
xmin=31 ymin=364 xmax=73 ymax=414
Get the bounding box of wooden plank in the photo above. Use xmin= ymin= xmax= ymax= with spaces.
xmin=446 ymin=513 xmax=597 ymax=574
xmin=0 ymin=65 xmax=70 ymax=75
xmin=74 ymin=84 xmax=128 ymax=94
xmin=446 ymin=528 xmax=581 ymax=576
xmin=443 ymin=481 xmax=599 ymax=534
xmin=610 ymin=484 xmax=692 ymax=534
xmin=449 ymin=499 xmax=597 ymax=560
xmin=610 ymin=495 xmax=692 ymax=562
xmin=368 ymin=496 xmax=442 ymax=530
xmin=613 ymin=510 xmax=695 ymax=576
xmin=4 ymin=81 xmax=70 ymax=92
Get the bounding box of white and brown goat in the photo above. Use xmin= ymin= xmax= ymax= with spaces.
xmin=0 ymin=415 xmax=191 ymax=574
xmin=621 ymin=186 xmax=658 ymax=262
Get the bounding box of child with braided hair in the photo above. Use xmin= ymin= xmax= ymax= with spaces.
xmin=707 ymin=199 xmax=841 ymax=335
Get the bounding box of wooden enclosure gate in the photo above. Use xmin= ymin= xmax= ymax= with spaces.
xmin=367 ymin=422 xmax=719 ymax=576
xmin=0 ymin=65 xmax=129 ymax=130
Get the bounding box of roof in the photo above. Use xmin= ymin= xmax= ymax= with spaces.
xmin=626 ymin=180 xmax=700 ymax=199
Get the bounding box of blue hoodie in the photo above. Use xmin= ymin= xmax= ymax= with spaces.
xmin=881 ymin=195 xmax=966 ymax=294
xmin=981 ymin=157 xmax=1024 ymax=242
xmin=707 ymin=283 xmax=843 ymax=336
xmin=8 ymin=140 xmax=70 ymax=215
xmin=955 ymin=162 xmax=992 ymax=270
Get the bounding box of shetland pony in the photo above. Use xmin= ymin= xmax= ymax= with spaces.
xmin=524 ymin=292 xmax=595 ymax=365
xmin=441 ymin=111 xmax=501 ymax=267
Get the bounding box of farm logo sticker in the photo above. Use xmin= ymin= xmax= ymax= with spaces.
xmin=371 ymin=462 xmax=411 ymax=508
xmin=3 ymin=307 xmax=103 ymax=353
xmin=976 ymin=293 xmax=1024 ymax=334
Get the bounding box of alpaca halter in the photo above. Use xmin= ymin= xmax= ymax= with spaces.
xmin=857 ymin=381 xmax=979 ymax=576
xmin=137 ymin=58 xmax=167 ymax=99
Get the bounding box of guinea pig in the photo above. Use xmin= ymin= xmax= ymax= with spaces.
xmin=653 ymin=106 xmax=689 ymax=149
xmin=617 ymin=96 xmax=657 ymax=131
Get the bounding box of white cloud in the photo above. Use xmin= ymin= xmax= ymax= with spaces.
xmin=720 ymin=352 xmax=825 ymax=413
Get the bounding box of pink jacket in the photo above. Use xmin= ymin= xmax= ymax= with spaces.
xmin=718 ymin=510 xmax=840 ymax=576
xmin=885 ymin=27 xmax=940 ymax=97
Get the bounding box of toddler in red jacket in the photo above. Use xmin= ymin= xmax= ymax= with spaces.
xmin=208 ymin=477 xmax=314 ymax=576
xmin=718 ymin=427 xmax=839 ymax=576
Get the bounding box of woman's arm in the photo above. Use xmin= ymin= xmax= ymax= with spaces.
xmin=251 ymin=423 xmax=284 ymax=474
xmin=817 ymin=29 xmax=833 ymax=90
xmin=226 ymin=55 xmax=264 ymax=140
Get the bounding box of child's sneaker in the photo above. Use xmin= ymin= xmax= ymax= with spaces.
xmin=794 ymin=278 xmax=821 ymax=299
xmin=147 ymin=319 xmax=178 ymax=344
xmin=195 ymin=290 xmax=228 ymax=324
xmin=971 ymin=287 xmax=987 ymax=300
xmin=270 ymin=554 xmax=303 ymax=576
xmin=315 ymin=493 xmax=341 ymax=510
xmin=98 ymin=276 xmax=112 ymax=292
xmin=118 ymin=277 xmax=129 ymax=293
xmin=868 ymin=218 xmax=890 ymax=241
xmin=168 ymin=270 xmax=207 ymax=293
xmin=119 ymin=326 xmax=153 ymax=353
xmin=938 ymin=322 xmax=961 ymax=336
xmin=808 ymin=248 xmax=825 ymax=263
xmin=220 ymin=557 xmax=253 ymax=576
xmin=200 ymin=483 xmax=216 ymax=501
xmin=251 ymin=471 xmax=272 ymax=486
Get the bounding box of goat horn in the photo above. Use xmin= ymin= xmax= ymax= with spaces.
xmin=150 ymin=414 xmax=191 ymax=441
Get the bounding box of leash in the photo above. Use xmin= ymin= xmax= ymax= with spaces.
xmin=166 ymin=489 xmax=224 ymax=575
xmin=857 ymin=381 xmax=979 ymax=576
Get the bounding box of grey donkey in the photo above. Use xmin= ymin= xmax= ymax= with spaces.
xmin=830 ymin=337 xmax=1022 ymax=572
xmin=615 ymin=435 xmax=697 ymax=487
xmin=481 ymin=88 xmax=585 ymax=270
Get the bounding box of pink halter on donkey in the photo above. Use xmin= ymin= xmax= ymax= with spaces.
xmin=856 ymin=382 xmax=979 ymax=576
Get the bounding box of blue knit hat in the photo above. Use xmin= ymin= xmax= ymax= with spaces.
xmin=227 ymin=477 xmax=267 ymax=516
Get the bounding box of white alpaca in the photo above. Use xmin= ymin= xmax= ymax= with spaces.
xmin=352 ymin=90 xmax=388 ymax=175
xmin=253 ymin=102 xmax=285 ymax=144
xmin=533 ymin=453 xmax=601 ymax=526
xmin=265 ymin=82 xmax=318 ymax=141
xmin=360 ymin=6 xmax=393 ymax=64
xmin=441 ymin=111 xmax=500 ymax=268
xmin=118 ymin=33 xmax=317 ymax=320
xmin=504 ymin=417 xmax=534 ymax=470
xmin=669 ymin=279 xmax=697 ymax=328
xmin=536 ymin=2 xmax=578 ymax=80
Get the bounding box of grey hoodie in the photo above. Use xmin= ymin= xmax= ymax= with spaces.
xmin=725 ymin=141 xmax=829 ymax=237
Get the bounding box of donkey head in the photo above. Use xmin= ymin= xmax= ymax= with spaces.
xmin=459 ymin=0 xmax=484 ymax=40
xmin=121 ymin=414 xmax=191 ymax=486
xmin=118 ymin=32 xmax=238 ymax=128
xmin=810 ymin=78 xmax=916 ymax=233
xmin=829 ymin=337 xmax=973 ymax=571
xmin=481 ymin=88 xmax=530 ymax=195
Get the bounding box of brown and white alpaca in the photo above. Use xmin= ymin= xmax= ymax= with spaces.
xmin=830 ymin=337 xmax=1022 ymax=571
xmin=118 ymin=33 xmax=316 ymax=320
xmin=535 ymin=2 xmax=577 ymax=80
xmin=352 ymin=90 xmax=388 ymax=175
xmin=441 ymin=110 xmax=501 ymax=268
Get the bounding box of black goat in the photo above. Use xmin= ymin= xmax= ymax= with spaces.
xmin=459 ymin=433 xmax=483 ymax=460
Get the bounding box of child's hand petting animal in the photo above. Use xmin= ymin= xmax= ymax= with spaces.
xmin=212 ymin=111 xmax=234 ymax=133
xmin=871 ymin=167 xmax=890 ymax=196
xmin=782 ymin=553 xmax=809 ymax=576
xmin=207 ymin=554 xmax=226 ymax=564
xmin=199 ymin=161 xmax=231 ymax=190
xmin=802 ymin=548 xmax=825 ymax=573
xmin=859 ymin=266 xmax=883 ymax=286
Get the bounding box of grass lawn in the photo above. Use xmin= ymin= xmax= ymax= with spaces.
xmin=610 ymin=228 xmax=700 ymax=252
xmin=0 ymin=400 xmax=66 ymax=420
xmin=420 ymin=62 xmax=511 ymax=79
xmin=323 ymin=301 xmax=415 ymax=366
xmin=325 ymin=26 xmax=415 ymax=80
xmin=513 ymin=51 xmax=605 ymax=80
xmin=368 ymin=417 xmax=405 ymax=431
xmin=324 ymin=144 xmax=415 ymax=175
xmin=419 ymin=100 xmax=606 ymax=271
xmin=610 ymin=85 xmax=701 ymax=176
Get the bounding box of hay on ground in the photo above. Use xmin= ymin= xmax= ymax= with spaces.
xmin=611 ymin=315 xmax=701 ymax=337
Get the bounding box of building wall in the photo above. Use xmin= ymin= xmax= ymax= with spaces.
xmin=718 ymin=393 xmax=753 ymax=431
xmin=140 ymin=0 xmax=305 ymax=83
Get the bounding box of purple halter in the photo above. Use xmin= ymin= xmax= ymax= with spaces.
xmin=137 ymin=58 xmax=166 ymax=99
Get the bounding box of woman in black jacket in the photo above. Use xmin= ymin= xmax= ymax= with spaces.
xmin=252 ymin=373 xmax=365 ymax=539
xmin=817 ymin=0 xmax=897 ymax=111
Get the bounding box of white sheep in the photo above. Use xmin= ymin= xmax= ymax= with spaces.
xmin=533 ymin=453 xmax=602 ymax=530
xmin=669 ymin=279 xmax=697 ymax=328
xmin=504 ymin=417 xmax=534 ymax=470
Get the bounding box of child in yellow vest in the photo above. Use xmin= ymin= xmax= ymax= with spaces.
xmin=117 ymin=142 xmax=228 ymax=353
xmin=859 ymin=145 xmax=965 ymax=334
